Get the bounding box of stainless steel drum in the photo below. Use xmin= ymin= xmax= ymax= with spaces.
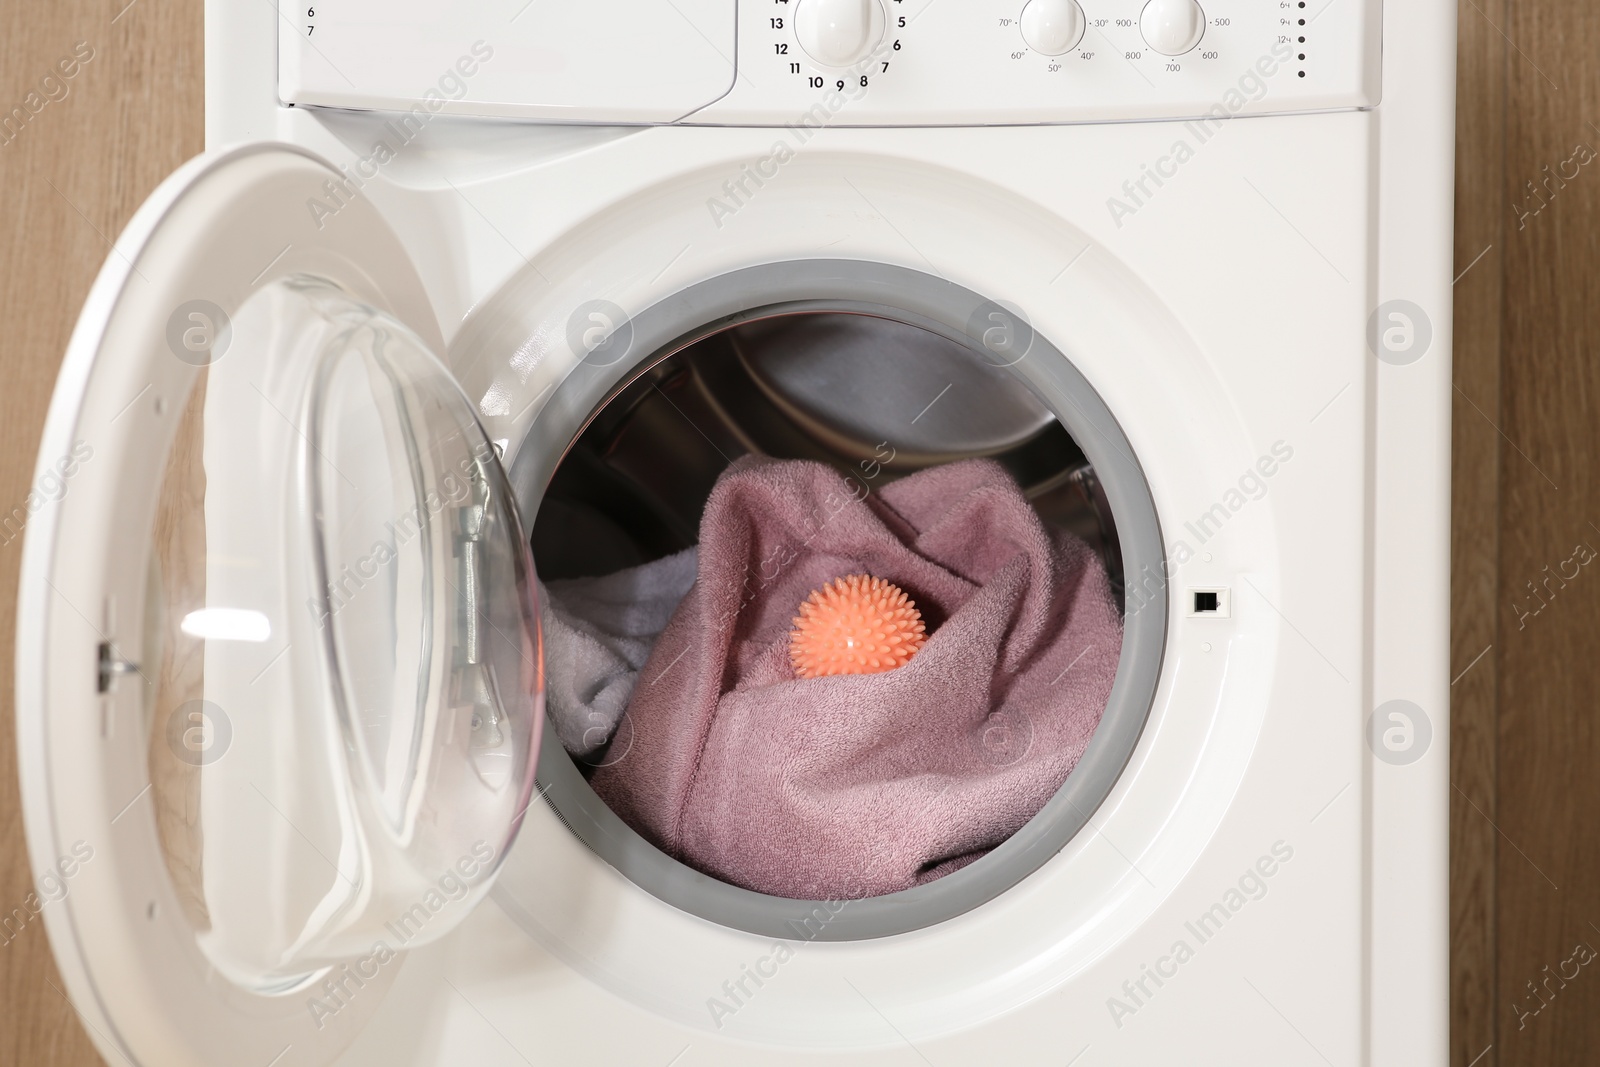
xmin=532 ymin=311 xmax=1124 ymax=604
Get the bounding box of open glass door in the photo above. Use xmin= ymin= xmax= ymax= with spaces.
xmin=15 ymin=145 xmax=542 ymax=1066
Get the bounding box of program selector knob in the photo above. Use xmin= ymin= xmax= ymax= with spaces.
xmin=1019 ymin=0 xmax=1086 ymax=56
xmin=795 ymin=0 xmax=885 ymax=67
xmin=1139 ymin=0 xmax=1206 ymax=56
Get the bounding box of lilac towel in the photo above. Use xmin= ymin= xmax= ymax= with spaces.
xmin=541 ymin=548 xmax=699 ymax=758
xmin=590 ymin=456 xmax=1124 ymax=900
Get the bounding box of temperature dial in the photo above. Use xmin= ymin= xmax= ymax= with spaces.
xmin=1139 ymin=0 xmax=1206 ymax=56
xmin=1019 ymin=0 xmax=1086 ymax=56
xmin=795 ymin=0 xmax=886 ymax=67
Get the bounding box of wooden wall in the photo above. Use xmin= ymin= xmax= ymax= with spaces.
xmin=0 ymin=0 xmax=1586 ymax=1063
xmin=1451 ymin=0 xmax=1600 ymax=1064
xmin=1449 ymin=0 xmax=1502 ymax=1061
xmin=0 ymin=0 xmax=202 ymax=1064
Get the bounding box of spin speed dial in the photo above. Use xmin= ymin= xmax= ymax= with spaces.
xmin=1139 ymin=0 xmax=1207 ymax=55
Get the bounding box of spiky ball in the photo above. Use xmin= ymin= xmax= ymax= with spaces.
xmin=789 ymin=574 xmax=927 ymax=678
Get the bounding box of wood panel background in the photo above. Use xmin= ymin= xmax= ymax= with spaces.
xmin=0 ymin=0 xmax=202 ymax=1063
xmin=0 ymin=0 xmax=1583 ymax=1064
xmin=1452 ymin=0 xmax=1600 ymax=1063
xmin=1449 ymin=0 xmax=1502 ymax=1062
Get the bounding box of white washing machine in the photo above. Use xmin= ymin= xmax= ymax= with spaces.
xmin=15 ymin=0 xmax=1454 ymax=1063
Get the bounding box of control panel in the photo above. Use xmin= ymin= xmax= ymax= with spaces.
xmin=694 ymin=0 xmax=1379 ymax=123
xmin=280 ymin=0 xmax=1379 ymax=124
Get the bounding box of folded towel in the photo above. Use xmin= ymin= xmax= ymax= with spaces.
xmin=540 ymin=548 xmax=698 ymax=758
xmin=590 ymin=456 xmax=1124 ymax=900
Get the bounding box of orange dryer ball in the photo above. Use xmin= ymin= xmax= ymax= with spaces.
xmin=788 ymin=574 xmax=927 ymax=678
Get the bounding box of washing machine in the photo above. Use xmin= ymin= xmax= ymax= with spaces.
xmin=15 ymin=0 xmax=1454 ymax=1062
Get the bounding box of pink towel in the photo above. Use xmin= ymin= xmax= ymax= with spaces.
xmin=589 ymin=456 xmax=1123 ymax=900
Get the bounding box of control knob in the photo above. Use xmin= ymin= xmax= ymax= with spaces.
xmin=795 ymin=0 xmax=885 ymax=67
xmin=1139 ymin=0 xmax=1206 ymax=56
xmin=1019 ymin=0 xmax=1086 ymax=56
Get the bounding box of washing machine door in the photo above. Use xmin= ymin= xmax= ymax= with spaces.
xmin=13 ymin=144 xmax=543 ymax=1066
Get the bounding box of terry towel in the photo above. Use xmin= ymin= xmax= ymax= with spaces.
xmin=590 ymin=456 xmax=1124 ymax=900
xmin=540 ymin=548 xmax=699 ymax=758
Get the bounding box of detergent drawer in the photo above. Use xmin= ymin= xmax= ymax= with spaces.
xmin=278 ymin=0 xmax=737 ymax=123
